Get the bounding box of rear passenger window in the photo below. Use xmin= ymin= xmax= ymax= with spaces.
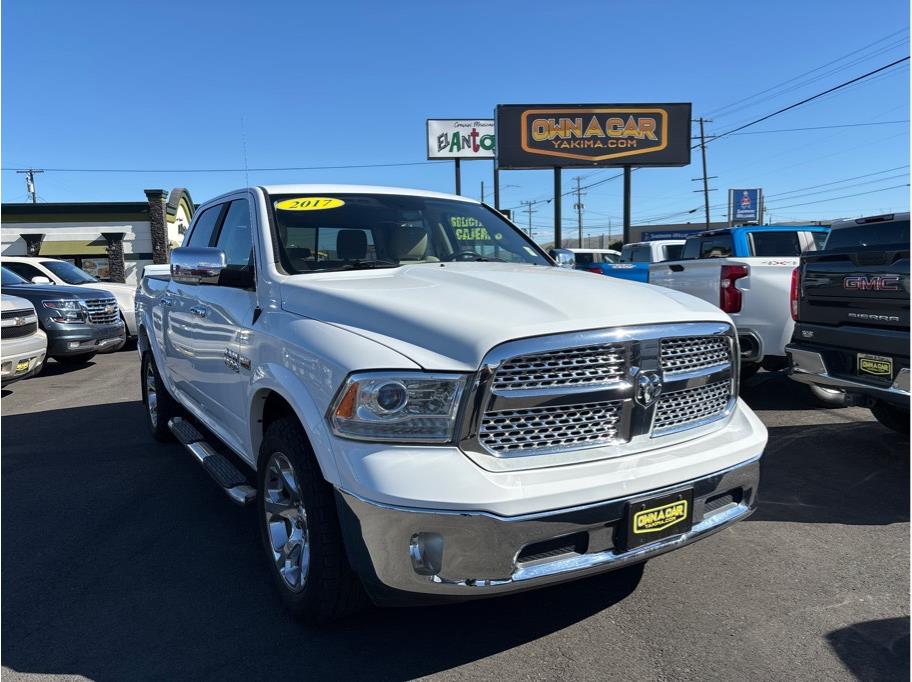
xmin=186 ymin=205 xmax=223 ymax=247
xmin=750 ymin=231 xmax=802 ymax=257
xmin=699 ymin=236 xmax=733 ymax=258
xmin=681 ymin=238 xmax=701 ymax=260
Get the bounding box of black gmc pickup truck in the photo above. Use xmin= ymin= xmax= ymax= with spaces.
xmin=786 ymin=213 xmax=909 ymax=434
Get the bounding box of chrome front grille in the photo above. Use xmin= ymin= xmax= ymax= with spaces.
xmin=652 ymin=380 xmax=731 ymax=433
xmin=660 ymin=336 xmax=730 ymax=373
xmin=463 ymin=323 xmax=736 ymax=466
xmin=84 ymin=297 xmax=119 ymax=325
xmin=491 ymin=343 xmax=626 ymax=391
xmin=479 ymin=400 xmax=623 ymax=455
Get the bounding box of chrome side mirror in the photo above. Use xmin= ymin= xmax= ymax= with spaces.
xmin=550 ymin=248 xmax=577 ymax=269
xmin=170 ymin=247 xmax=226 ymax=285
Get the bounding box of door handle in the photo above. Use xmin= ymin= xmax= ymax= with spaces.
xmin=189 ymin=305 xmax=208 ymax=318
xmin=669 ymin=264 xmax=685 ymax=272
xmin=160 ymin=296 xmax=174 ymax=307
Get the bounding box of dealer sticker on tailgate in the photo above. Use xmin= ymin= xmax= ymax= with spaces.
xmin=857 ymin=353 xmax=893 ymax=378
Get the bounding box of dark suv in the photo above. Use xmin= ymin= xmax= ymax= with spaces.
xmin=786 ymin=213 xmax=909 ymax=433
xmin=1 ymin=266 xmax=125 ymax=364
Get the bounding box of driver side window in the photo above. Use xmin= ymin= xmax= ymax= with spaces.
xmin=215 ymin=200 xmax=253 ymax=268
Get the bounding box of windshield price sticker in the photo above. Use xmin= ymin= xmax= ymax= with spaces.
xmin=276 ymin=197 xmax=345 ymax=211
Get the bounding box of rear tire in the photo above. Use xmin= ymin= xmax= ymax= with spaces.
xmin=257 ymin=415 xmax=366 ymax=623
xmin=54 ymin=352 xmax=96 ymax=365
xmin=806 ymin=383 xmax=848 ymax=408
xmin=141 ymin=350 xmax=180 ymax=441
xmin=870 ymin=400 xmax=910 ymax=434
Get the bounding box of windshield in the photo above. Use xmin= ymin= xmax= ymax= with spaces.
xmin=269 ymin=193 xmax=549 ymax=273
xmin=2 ymin=267 xmax=29 ymax=286
xmin=41 ymin=260 xmax=97 ymax=284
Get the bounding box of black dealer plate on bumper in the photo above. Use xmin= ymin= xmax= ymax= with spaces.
xmin=622 ymin=488 xmax=694 ymax=551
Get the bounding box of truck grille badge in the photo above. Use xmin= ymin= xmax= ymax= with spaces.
xmin=634 ymin=371 xmax=663 ymax=407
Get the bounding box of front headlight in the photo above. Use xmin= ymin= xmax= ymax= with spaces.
xmin=42 ymin=299 xmax=87 ymax=323
xmin=329 ymin=372 xmax=467 ymax=443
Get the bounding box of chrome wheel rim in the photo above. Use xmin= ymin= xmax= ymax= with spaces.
xmin=264 ymin=452 xmax=309 ymax=593
xmin=145 ymin=362 xmax=158 ymax=426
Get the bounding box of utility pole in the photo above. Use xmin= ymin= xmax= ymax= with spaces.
xmin=17 ymin=169 xmax=44 ymax=204
xmin=573 ymin=176 xmax=585 ymax=248
xmin=520 ymin=200 xmax=537 ymax=240
xmin=691 ymin=118 xmax=716 ymax=230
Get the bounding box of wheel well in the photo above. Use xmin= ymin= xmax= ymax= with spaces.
xmin=251 ymin=389 xmax=297 ymax=458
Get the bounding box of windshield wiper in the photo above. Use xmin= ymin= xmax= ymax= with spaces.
xmin=337 ymin=259 xmax=400 ymax=270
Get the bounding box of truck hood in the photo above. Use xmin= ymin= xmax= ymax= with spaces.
xmin=280 ymin=262 xmax=729 ymax=370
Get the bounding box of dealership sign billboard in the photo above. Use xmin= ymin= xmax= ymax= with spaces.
xmin=729 ymin=188 xmax=763 ymax=223
xmin=495 ymin=103 xmax=692 ymax=169
xmin=427 ymin=119 xmax=496 ymax=159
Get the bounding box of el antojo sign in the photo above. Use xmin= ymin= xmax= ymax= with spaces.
xmin=495 ymin=103 xmax=692 ymax=169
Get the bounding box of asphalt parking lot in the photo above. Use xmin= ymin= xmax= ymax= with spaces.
xmin=2 ymin=350 xmax=908 ymax=681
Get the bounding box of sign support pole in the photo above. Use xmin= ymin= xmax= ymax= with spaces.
xmin=623 ymin=166 xmax=632 ymax=244
xmin=554 ymin=167 xmax=562 ymax=249
xmin=493 ymin=160 xmax=500 ymax=209
xmin=454 ymin=159 xmax=461 ymax=195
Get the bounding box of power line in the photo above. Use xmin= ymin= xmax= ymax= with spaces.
xmin=697 ymin=56 xmax=910 ymax=149
xmin=695 ymin=119 xmax=909 ymax=138
xmin=765 ymin=183 xmax=909 ymax=210
xmin=704 ymin=29 xmax=909 ymax=119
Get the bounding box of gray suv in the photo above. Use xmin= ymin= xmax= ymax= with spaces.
xmin=1 ymin=266 xmax=125 ymax=364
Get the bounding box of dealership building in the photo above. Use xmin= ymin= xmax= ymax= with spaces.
xmin=1 ymin=188 xmax=195 ymax=285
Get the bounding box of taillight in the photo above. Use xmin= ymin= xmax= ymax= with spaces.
xmin=587 ymin=266 xmax=603 ymax=274
xmin=719 ymin=264 xmax=749 ymax=313
xmin=790 ymin=267 xmax=800 ymax=321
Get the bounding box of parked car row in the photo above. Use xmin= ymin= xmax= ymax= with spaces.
xmin=0 ymin=256 xmax=138 ymax=386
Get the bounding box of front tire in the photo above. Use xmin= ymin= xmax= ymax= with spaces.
xmin=870 ymin=400 xmax=910 ymax=434
xmin=257 ymin=415 xmax=365 ymax=623
xmin=141 ymin=350 xmax=180 ymax=441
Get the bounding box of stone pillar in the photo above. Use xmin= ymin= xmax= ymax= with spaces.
xmin=145 ymin=189 xmax=169 ymax=264
xmin=20 ymin=233 xmax=45 ymax=256
xmin=101 ymin=232 xmax=126 ymax=283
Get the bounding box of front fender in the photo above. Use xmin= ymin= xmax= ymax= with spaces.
xmin=248 ymin=364 xmax=342 ymax=486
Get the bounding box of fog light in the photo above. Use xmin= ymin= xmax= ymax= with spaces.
xmin=68 ymin=341 xmax=82 ymax=349
xmin=409 ymin=532 xmax=444 ymax=576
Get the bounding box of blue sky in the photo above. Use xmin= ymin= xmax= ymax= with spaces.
xmin=2 ymin=0 xmax=909 ymax=240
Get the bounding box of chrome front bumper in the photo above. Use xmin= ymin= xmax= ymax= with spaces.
xmin=336 ymin=457 xmax=760 ymax=606
xmin=786 ymin=345 xmax=910 ymax=405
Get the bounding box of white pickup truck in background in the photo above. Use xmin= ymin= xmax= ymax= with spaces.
xmin=136 ymin=184 xmax=767 ymax=623
xmin=649 ymin=226 xmax=829 ymax=379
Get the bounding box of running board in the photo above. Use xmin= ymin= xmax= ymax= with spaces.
xmin=168 ymin=417 xmax=256 ymax=506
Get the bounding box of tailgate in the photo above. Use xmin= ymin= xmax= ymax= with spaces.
xmin=799 ymin=249 xmax=910 ymax=330
xmin=648 ymin=259 xmax=722 ymax=304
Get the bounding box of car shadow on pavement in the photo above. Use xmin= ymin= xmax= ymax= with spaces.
xmin=739 ymin=370 xmax=829 ymax=411
xmin=750 ymin=421 xmax=909 ymax=525
xmin=2 ymin=401 xmax=644 ymax=681
xmin=826 ymin=617 xmax=910 ymax=681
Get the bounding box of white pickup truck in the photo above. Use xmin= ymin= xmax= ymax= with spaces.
xmin=136 ymin=184 xmax=767 ymax=622
xmin=649 ymin=226 xmax=829 ymax=378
